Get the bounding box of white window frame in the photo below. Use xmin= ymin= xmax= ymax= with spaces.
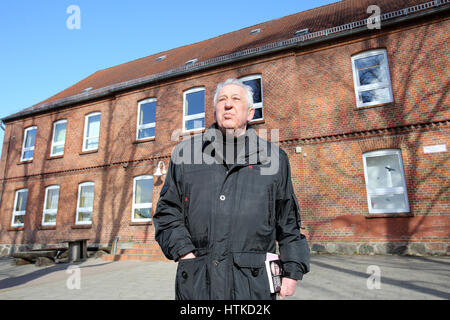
xmin=11 ymin=188 xmax=28 ymax=227
xmin=41 ymin=185 xmax=60 ymax=226
xmin=183 ymin=87 xmax=205 ymax=132
xmin=239 ymin=74 xmax=264 ymax=122
xmin=136 ymin=98 xmax=157 ymax=140
xmin=50 ymin=120 xmax=67 ymax=157
xmin=351 ymin=49 xmax=394 ymax=108
xmin=362 ymin=149 xmax=410 ymax=214
xmin=76 ymin=182 xmax=94 ymax=225
xmin=82 ymin=112 xmax=101 ymax=152
xmin=132 ymin=175 xmax=153 ymax=222
xmin=20 ymin=126 xmax=37 ymax=161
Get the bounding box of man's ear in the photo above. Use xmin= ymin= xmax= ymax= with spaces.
xmin=247 ymin=107 xmax=255 ymax=122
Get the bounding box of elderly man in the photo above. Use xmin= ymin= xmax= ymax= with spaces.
xmin=154 ymin=78 xmax=309 ymax=300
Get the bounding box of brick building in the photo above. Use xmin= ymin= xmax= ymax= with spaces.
xmin=1 ymin=0 xmax=449 ymax=258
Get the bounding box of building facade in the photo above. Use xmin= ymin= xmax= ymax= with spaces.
xmin=1 ymin=0 xmax=449 ymax=257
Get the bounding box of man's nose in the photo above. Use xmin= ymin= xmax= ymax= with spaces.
xmin=224 ymin=98 xmax=234 ymax=107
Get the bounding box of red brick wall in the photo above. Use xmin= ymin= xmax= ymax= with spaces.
xmin=0 ymin=17 xmax=448 ymax=254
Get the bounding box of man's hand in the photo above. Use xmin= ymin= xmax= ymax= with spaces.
xmin=180 ymin=252 xmax=196 ymax=260
xmin=278 ymin=277 xmax=297 ymax=299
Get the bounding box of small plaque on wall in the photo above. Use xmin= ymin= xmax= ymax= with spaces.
xmin=423 ymin=144 xmax=447 ymax=154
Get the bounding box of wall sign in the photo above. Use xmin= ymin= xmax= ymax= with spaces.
xmin=423 ymin=144 xmax=447 ymax=154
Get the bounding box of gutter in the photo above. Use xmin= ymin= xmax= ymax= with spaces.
xmin=2 ymin=0 xmax=449 ymax=123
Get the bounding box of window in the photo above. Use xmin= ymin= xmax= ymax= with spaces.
xmin=137 ymin=98 xmax=157 ymax=140
xmin=362 ymin=149 xmax=410 ymax=214
xmin=294 ymin=28 xmax=309 ymax=37
xmin=183 ymin=87 xmax=205 ymax=132
xmin=50 ymin=120 xmax=67 ymax=156
xmin=132 ymin=175 xmax=153 ymax=222
xmin=240 ymin=75 xmax=264 ymax=121
xmin=185 ymin=59 xmax=198 ymax=66
xmin=21 ymin=126 xmax=37 ymax=161
xmin=83 ymin=112 xmax=101 ymax=151
xmin=42 ymin=185 xmax=60 ymax=226
xmin=76 ymin=182 xmax=94 ymax=224
xmin=351 ymin=49 xmax=394 ymax=108
xmin=11 ymin=189 xmax=28 ymax=227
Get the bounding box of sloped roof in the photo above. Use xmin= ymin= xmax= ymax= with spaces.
xmin=3 ymin=0 xmax=447 ymax=122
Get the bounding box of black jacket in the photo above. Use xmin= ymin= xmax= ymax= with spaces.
xmin=154 ymin=124 xmax=310 ymax=300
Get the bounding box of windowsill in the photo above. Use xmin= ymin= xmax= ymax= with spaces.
xmin=8 ymin=227 xmax=24 ymax=231
xmin=355 ymin=102 xmax=394 ymax=111
xmin=249 ymin=119 xmax=265 ymax=126
xmin=47 ymin=155 xmax=64 ymax=160
xmin=71 ymin=224 xmax=93 ymax=229
xmin=180 ymin=128 xmax=206 ymax=137
xmin=39 ymin=225 xmax=57 ymax=230
xmin=79 ymin=149 xmax=98 ymax=156
xmin=129 ymin=221 xmax=153 ymax=226
xmin=365 ymin=212 xmax=413 ymax=219
xmin=18 ymin=160 xmax=33 ymax=165
xmin=133 ymin=137 xmax=156 ymax=144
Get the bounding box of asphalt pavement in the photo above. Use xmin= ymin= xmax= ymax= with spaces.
xmin=0 ymin=254 xmax=448 ymax=300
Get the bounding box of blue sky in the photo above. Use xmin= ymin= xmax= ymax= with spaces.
xmin=0 ymin=0 xmax=337 ymax=158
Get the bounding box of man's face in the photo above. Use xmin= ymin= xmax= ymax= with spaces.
xmin=215 ymin=84 xmax=254 ymax=135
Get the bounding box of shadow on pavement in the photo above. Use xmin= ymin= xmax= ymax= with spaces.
xmin=311 ymin=257 xmax=450 ymax=299
xmin=0 ymin=261 xmax=113 ymax=290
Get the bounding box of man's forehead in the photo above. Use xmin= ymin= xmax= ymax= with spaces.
xmin=218 ymin=84 xmax=245 ymax=96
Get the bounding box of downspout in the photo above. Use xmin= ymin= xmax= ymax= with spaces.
xmin=0 ymin=120 xmax=12 ymax=206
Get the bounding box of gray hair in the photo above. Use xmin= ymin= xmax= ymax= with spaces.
xmin=213 ymin=78 xmax=254 ymax=109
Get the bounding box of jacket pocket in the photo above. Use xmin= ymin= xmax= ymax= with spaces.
xmin=175 ymin=255 xmax=209 ymax=300
xmin=232 ymin=252 xmax=273 ymax=300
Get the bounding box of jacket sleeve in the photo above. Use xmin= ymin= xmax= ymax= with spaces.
xmin=275 ymin=151 xmax=310 ymax=280
xmin=153 ymin=153 xmax=195 ymax=261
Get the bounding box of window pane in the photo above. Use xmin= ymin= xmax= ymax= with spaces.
xmin=46 ymin=188 xmax=59 ymax=210
xmin=54 ymin=122 xmax=66 ymax=143
xmin=14 ymin=214 xmax=25 ymax=224
xmin=78 ymin=212 xmax=92 ymax=222
xmin=16 ymin=191 xmax=28 ymax=212
xmin=52 ymin=144 xmax=64 ymax=155
xmin=23 ymin=150 xmax=34 ymax=160
xmin=366 ymin=154 xmax=403 ymax=188
xmin=185 ymin=90 xmax=205 ymax=116
xmin=360 ymin=88 xmax=390 ymax=104
xmin=134 ymin=208 xmax=152 ymax=220
xmin=135 ymin=178 xmax=153 ymax=204
xmin=86 ymin=137 xmax=99 ymax=150
xmin=355 ymin=54 xmax=385 ymax=86
xmin=185 ymin=118 xmax=205 ymax=131
xmin=370 ymin=194 xmax=407 ymax=210
xmin=79 ymin=185 xmax=94 ymax=208
xmin=242 ymin=78 xmax=262 ymax=104
xmin=252 ymin=107 xmax=263 ymax=120
xmin=140 ymin=101 xmax=156 ymax=125
xmin=87 ymin=114 xmax=100 ymax=138
xmin=138 ymin=127 xmax=155 ymax=139
xmin=44 ymin=213 xmax=57 ymax=223
xmin=24 ymin=129 xmax=36 ymax=148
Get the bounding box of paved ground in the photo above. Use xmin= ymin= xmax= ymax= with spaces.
xmin=0 ymin=254 xmax=448 ymax=300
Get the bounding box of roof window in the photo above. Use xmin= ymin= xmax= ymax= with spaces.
xmin=185 ymin=58 xmax=198 ymax=66
xmin=250 ymin=28 xmax=261 ymax=35
xmin=156 ymin=55 xmax=166 ymax=62
xmin=294 ymin=28 xmax=309 ymax=37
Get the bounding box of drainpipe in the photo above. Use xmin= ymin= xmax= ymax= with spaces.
xmin=0 ymin=120 xmax=10 ymax=206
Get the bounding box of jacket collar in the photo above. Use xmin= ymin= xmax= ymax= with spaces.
xmin=202 ymin=123 xmax=270 ymax=165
